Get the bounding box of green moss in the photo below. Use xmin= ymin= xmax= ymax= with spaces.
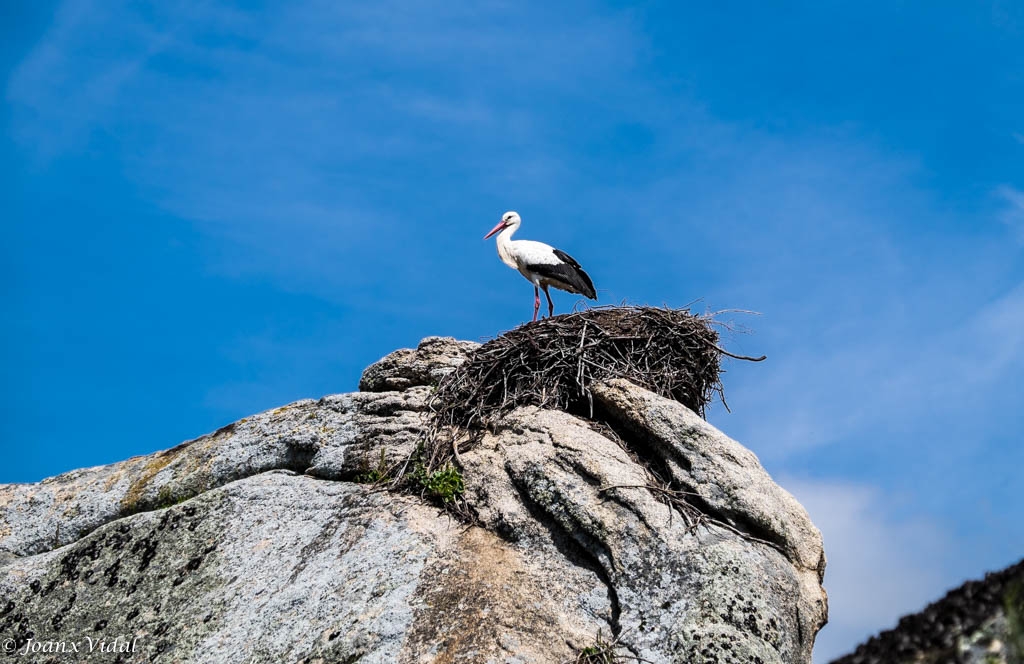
xmin=420 ymin=465 xmax=464 ymax=504
xmin=404 ymin=446 xmax=464 ymax=504
xmin=1005 ymin=577 xmax=1024 ymax=663
xmin=154 ymin=485 xmax=190 ymax=509
xmin=396 ymin=443 xmax=466 ymax=507
xmin=120 ymin=451 xmax=180 ymax=515
xmin=574 ymin=629 xmax=621 ymax=663
xmin=356 ymin=448 xmax=391 ymax=485
xmin=357 ymin=469 xmax=387 ymax=484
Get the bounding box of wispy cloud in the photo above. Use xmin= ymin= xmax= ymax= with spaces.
xmin=6 ymin=1 xmax=643 ymax=304
xmin=997 ymin=185 xmax=1024 ymax=242
xmin=680 ymin=128 xmax=1023 ymax=464
xmin=5 ymin=0 xmax=171 ymax=160
xmin=721 ymin=281 xmax=1024 ymax=457
xmin=783 ymin=478 xmax=953 ymax=663
xmin=14 ymin=0 xmax=1020 ymax=478
xmin=7 ymin=3 xmax=1023 ymax=659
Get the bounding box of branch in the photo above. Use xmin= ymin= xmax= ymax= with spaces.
xmin=714 ymin=344 xmax=766 ymax=362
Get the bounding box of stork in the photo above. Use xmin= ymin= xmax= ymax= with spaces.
xmin=484 ymin=211 xmax=597 ymax=321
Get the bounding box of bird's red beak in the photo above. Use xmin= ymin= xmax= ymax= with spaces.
xmin=483 ymin=220 xmax=507 ymax=240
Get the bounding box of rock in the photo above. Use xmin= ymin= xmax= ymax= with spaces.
xmin=0 ymin=388 xmax=431 ymax=560
xmin=830 ymin=558 xmax=1024 ymax=664
xmin=359 ymin=336 xmax=480 ymax=392
xmin=590 ymin=378 xmax=826 ymax=574
xmin=0 ymin=471 xmax=606 ymax=663
xmin=0 ymin=337 xmax=829 ymax=663
xmin=461 ymin=399 xmax=827 ymax=664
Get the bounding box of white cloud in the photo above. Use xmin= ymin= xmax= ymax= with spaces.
xmin=997 ymin=185 xmax=1024 ymax=242
xmin=707 ymin=201 xmax=1024 ymax=457
xmin=5 ymin=0 xmax=170 ymax=160
xmin=7 ymin=3 xmax=1024 ymax=660
xmin=781 ymin=478 xmax=954 ymax=663
xmin=4 ymin=1 xmax=645 ymax=303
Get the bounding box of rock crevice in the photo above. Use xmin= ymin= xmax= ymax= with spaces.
xmin=1 ymin=335 xmax=828 ymax=663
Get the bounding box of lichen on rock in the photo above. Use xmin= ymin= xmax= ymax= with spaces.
xmin=1 ymin=327 xmax=828 ymax=663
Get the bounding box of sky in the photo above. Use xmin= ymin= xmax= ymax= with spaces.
xmin=2 ymin=1 xmax=1022 ymax=660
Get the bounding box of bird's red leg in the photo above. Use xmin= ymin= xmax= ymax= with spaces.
xmin=542 ymin=285 xmax=555 ymax=318
xmin=533 ymin=286 xmax=540 ymax=322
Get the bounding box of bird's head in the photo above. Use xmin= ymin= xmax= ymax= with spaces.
xmin=484 ymin=211 xmax=521 ymax=239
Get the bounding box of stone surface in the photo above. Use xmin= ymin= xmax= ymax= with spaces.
xmin=359 ymin=336 xmax=480 ymax=392
xmin=0 ymin=388 xmax=433 ymax=562
xmin=830 ymin=558 xmax=1024 ymax=664
xmin=0 ymin=472 xmax=606 ymax=663
xmin=1 ymin=336 xmax=829 ymax=663
xmin=590 ymin=378 xmax=825 ymax=575
xmin=461 ymin=394 xmax=827 ymax=664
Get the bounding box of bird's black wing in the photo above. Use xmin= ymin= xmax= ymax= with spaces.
xmin=529 ymin=249 xmax=597 ymax=299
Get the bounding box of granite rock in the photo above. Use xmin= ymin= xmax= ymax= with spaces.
xmin=0 ymin=337 xmax=829 ymax=663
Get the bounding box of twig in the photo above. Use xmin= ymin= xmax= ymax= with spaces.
xmin=713 ymin=345 xmax=767 ymax=362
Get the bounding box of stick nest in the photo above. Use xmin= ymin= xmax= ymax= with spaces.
xmin=431 ymin=305 xmax=730 ymax=431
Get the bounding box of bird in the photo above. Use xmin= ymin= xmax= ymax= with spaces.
xmin=484 ymin=211 xmax=597 ymax=321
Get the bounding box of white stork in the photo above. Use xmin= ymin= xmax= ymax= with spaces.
xmin=484 ymin=211 xmax=597 ymax=321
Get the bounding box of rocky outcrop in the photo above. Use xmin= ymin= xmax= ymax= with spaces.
xmin=831 ymin=559 xmax=1024 ymax=664
xmin=359 ymin=336 xmax=480 ymax=392
xmin=0 ymin=336 xmax=828 ymax=663
xmin=0 ymin=385 xmax=431 ymax=562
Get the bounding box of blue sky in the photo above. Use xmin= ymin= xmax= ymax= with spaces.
xmin=2 ymin=1 xmax=1022 ymax=660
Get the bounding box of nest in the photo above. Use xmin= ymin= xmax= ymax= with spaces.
xmin=431 ymin=305 xmax=754 ymax=432
xmin=397 ymin=305 xmax=765 ymax=516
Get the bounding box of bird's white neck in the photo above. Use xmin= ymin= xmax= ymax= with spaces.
xmin=495 ymin=224 xmax=519 ymax=269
